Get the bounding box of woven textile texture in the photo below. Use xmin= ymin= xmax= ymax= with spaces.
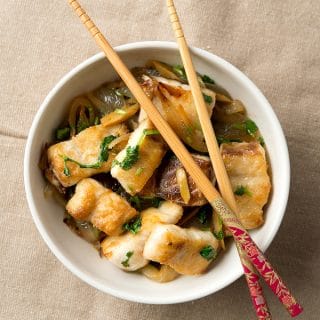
xmin=0 ymin=0 xmax=319 ymax=319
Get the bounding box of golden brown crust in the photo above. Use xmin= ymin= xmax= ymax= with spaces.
xmin=91 ymin=191 xmax=137 ymax=236
xmin=143 ymin=225 xmax=219 ymax=275
xmin=111 ymin=119 xmax=167 ymax=195
xmin=100 ymin=201 xmax=183 ymax=271
xmin=221 ymin=142 xmax=271 ymax=229
xmin=66 ymin=178 xmax=137 ymax=236
xmin=47 ymin=124 xmax=128 ymax=187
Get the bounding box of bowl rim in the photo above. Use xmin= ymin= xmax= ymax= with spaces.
xmin=24 ymin=40 xmax=290 ymax=304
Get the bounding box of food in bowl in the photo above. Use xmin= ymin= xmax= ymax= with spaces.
xmin=39 ymin=60 xmax=271 ymax=283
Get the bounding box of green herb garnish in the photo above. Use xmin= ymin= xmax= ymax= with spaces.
xmin=140 ymin=196 xmax=162 ymax=208
xmin=98 ymin=135 xmax=117 ymax=162
xmin=77 ymin=119 xmax=89 ymax=133
xmin=199 ymin=245 xmax=217 ymax=260
xmin=129 ymin=196 xmax=142 ymax=211
xmin=213 ymin=230 xmax=224 ymax=240
xmin=231 ymin=119 xmax=259 ymax=137
xmin=217 ymin=136 xmax=242 ymax=145
xmin=173 ymin=65 xmax=187 ymax=82
xmin=203 ymin=94 xmax=213 ymax=104
xmin=245 ymin=119 xmax=258 ymax=137
xmin=234 ymin=185 xmax=252 ymax=196
xmin=121 ymin=251 xmax=134 ymax=267
xmin=128 ymin=195 xmax=162 ymax=211
xmin=118 ymin=145 xmax=140 ymax=170
xmin=62 ymin=135 xmax=116 ymax=176
xmin=56 ymin=127 xmax=70 ymax=141
xmin=123 ymin=216 xmax=142 ymax=234
xmin=201 ymin=74 xmax=215 ymax=84
xmin=197 ymin=206 xmax=211 ymax=225
xmin=115 ymin=129 xmax=159 ymax=171
xmin=138 ymin=129 xmax=160 ymax=145
xmin=63 ymin=162 xmax=71 ymax=177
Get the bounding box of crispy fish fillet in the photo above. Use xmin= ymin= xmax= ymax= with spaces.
xmin=151 ymin=76 xmax=215 ymax=152
xmin=101 ymin=201 xmax=183 ymax=271
xmin=143 ymin=224 xmax=219 ymax=275
xmin=111 ymin=119 xmax=167 ymax=195
xmin=221 ymin=142 xmax=271 ymax=229
xmin=66 ymin=178 xmax=137 ymax=236
xmin=47 ymin=124 xmax=128 ymax=187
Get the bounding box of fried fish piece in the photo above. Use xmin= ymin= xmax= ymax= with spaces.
xmin=151 ymin=76 xmax=215 ymax=152
xmin=143 ymin=224 xmax=219 ymax=275
xmin=101 ymin=201 xmax=183 ymax=271
xmin=66 ymin=178 xmax=137 ymax=236
xmin=47 ymin=124 xmax=128 ymax=187
xmin=111 ymin=119 xmax=167 ymax=195
xmin=221 ymin=142 xmax=271 ymax=229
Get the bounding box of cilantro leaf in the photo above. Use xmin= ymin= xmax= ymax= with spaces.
xmin=217 ymin=136 xmax=242 ymax=145
xmin=61 ymin=135 xmax=116 ymax=176
xmin=123 ymin=216 xmax=142 ymax=234
xmin=200 ymin=245 xmax=217 ymax=260
xmin=213 ymin=230 xmax=224 ymax=240
xmin=201 ymin=74 xmax=215 ymax=84
xmin=56 ymin=127 xmax=70 ymax=141
xmin=121 ymin=251 xmax=134 ymax=267
xmin=234 ymin=185 xmax=252 ymax=196
xmin=119 ymin=145 xmax=139 ymax=170
xmin=203 ymin=93 xmax=213 ymax=104
xmin=173 ymin=65 xmax=187 ymax=82
xmin=245 ymin=119 xmax=258 ymax=137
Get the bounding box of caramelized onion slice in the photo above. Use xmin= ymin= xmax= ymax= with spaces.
xmin=68 ymin=97 xmax=96 ymax=136
xmin=176 ymin=168 xmax=190 ymax=204
xmin=101 ymin=104 xmax=140 ymax=127
xmin=140 ymin=264 xmax=179 ymax=283
xmin=146 ymin=60 xmax=182 ymax=82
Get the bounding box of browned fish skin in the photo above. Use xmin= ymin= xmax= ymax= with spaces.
xmin=66 ymin=178 xmax=137 ymax=236
xmin=111 ymin=119 xmax=167 ymax=195
xmin=143 ymin=224 xmax=220 ymax=275
xmin=221 ymin=142 xmax=271 ymax=229
xmin=101 ymin=201 xmax=183 ymax=271
xmin=47 ymin=124 xmax=128 ymax=187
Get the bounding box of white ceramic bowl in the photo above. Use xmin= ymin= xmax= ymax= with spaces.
xmin=24 ymin=41 xmax=290 ymax=304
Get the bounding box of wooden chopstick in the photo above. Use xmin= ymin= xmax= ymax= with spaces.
xmin=166 ymin=1 xmax=271 ymax=318
xmin=67 ymin=1 xmax=303 ymax=317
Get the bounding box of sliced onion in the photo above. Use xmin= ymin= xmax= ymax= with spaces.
xmin=89 ymin=87 xmax=125 ymax=115
xmin=108 ymin=133 xmax=131 ymax=150
xmin=141 ymin=264 xmax=179 ymax=283
xmin=68 ymin=97 xmax=94 ymax=136
xmin=146 ymin=60 xmax=181 ymax=82
xmin=225 ymin=100 xmax=245 ymax=114
xmin=176 ymin=168 xmax=191 ymax=204
xmin=100 ymin=104 xmax=140 ymax=127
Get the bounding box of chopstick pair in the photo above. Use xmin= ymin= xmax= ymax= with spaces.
xmin=166 ymin=1 xmax=271 ymax=318
xmin=67 ymin=1 xmax=303 ymax=318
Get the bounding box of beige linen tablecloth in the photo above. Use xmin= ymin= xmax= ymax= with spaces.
xmin=1 ymin=1 xmax=319 ymax=319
